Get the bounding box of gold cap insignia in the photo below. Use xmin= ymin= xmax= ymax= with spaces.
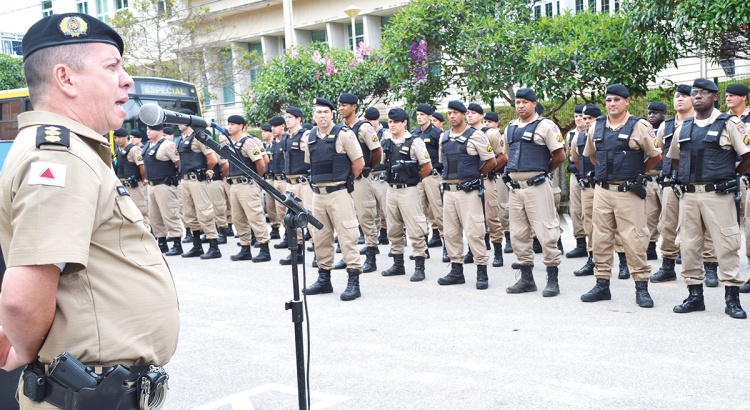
xmin=44 ymin=126 xmax=62 ymax=143
xmin=59 ymin=16 xmax=89 ymax=38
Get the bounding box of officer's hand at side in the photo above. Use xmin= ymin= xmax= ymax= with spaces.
xmin=0 ymin=327 xmax=24 ymax=371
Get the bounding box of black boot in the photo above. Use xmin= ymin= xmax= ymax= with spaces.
xmin=464 ymin=249 xmax=474 ymax=264
xmin=200 ymin=233 xmax=209 ymax=243
xmin=673 ymin=284 xmax=705 ymax=313
xmin=427 ymin=229 xmax=442 ymax=248
xmin=307 ymin=244 xmax=315 ymax=252
xmin=676 ymin=251 xmax=682 ymax=264
xmin=336 ymin=243 xmax=342 ymax=253
xmin=280 ymin=249 xmax=303 ymax=265
xmin=362 ymin=247 xmax=378 ymax=273
xmin=739 ymin=279 xmax=750 ymax=293
xmin=182 ymin=231 xmax=204 ymax=257
xmin=357 ymin=229 xmax=365 ymax=245
xmin=504 ymin=231 xmax=513 ymax=254
xmin=312 ymin=256 xmax=318 ymax=268
xmin=442 ymin=244 xmax=449 ymax=263
xmin=724 ymin=286 xmax=747 ymax=319
xmin=485 ymin=234 xmax=491 ymax=250
xmin=333 ymin=258 xmax=346 ymax=270
xmin=476 ymin=265 xmax=489 ymax=290
xmin=507 ymin=265 xmax=537 ymax=293
xmin=182 ymin=227 xmax=193 ymax=243
xmin=581 ymin=278 xmax=611 ymax=302
xmin=226 ymin=223 xmax=235 ymax=238
xmin=252 ymin=243 xmax=271 ymax=262
xmin=635 ymin=281 xmax=654 ymax=308
xmin=217 ymin=227 xmax=227 ymax=245
xmin=411 ymin=256 xmax=426 ymax=282
xmin=165 ymin=238 xmax=183 ymax=256
xmin=557 ymin=237 xmax=564 ymax=254
xmin=382 ymin=254 xmax=406 ymax=276
xmin=646 ymin=241 xmax=658 ymax=260
xmin=511 ymin=262 xmax=525 ymax=269
xmin=252 ymin=232 xmax=259 ymax=248
xmin=230 ymin=245 xmax=253 ymax=261
xmin=492 ymin=243 xmax=504 ymax=267
xmin=438 ymin=263 xmax=465 ymax=285
xmin=532 ymin=237 xmax=542 ymax=254
xmin=411 ymin=236 xmax=431 ymax=260
xmin=303 ymin=269 xmax=333 ymax=295
xmin=304 ymin=230 xmax=311 ymax=241
xmin=200 ymin=239 xmax=222 ymax=259
xmin=270 ymin=227 xmax=281 ymax=240
xmin=617 ymin=252 xmax=630 ymax=279
xmin=650 ymin=258 xmax=676 ymax=282
xmin=565 ymin=237 xmax=587 ymax=258
xmin=574 ymin=253 xmax=595 ymax=276
xmin=157 ymin=237 xmax=169 ymax=253
xmin=378 ymin=228 xmax=389 ymax=245
xmin=704 ymin=262 xmax=719 ymax=287
xmin=274 ymin=233 xmax=288 ymax=249
xmin=341 ymin=269 xmax=362 ymax=301
xmin=543 ymin=266 xmax=560 ymax=297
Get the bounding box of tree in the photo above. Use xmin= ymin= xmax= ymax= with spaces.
xmin=242 ymin=43 xmax=390 ymax=126
xmin=0 ymin=54 xmax=25 ymax=90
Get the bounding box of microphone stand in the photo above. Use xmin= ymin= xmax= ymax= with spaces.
xmin=194 ymin=126 xmax=320 ymax=410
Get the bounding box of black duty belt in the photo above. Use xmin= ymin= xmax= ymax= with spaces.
xmin=389 ymin=183 xmax=417 ymax=189
xmin=286 ymin=174 xmax=309 ymax=184
xmin=682 ymin=183 xmax=719 ymax=193
xmin=574 ymin=175 xmax=592 ymax=188
xmin=371 ymin=171 xmax=387 ymax=181
xmin=227 ymin=176 xmax=254 ymax=185
xmin=596 ymin=181 xmax=630 ymax=192
xmin=311 ymin=183 xmax=347 ymax=194
xmin=429 ymin=169 xmax=441 ymax=177
xmin=181 ymin=171 xmax=205 ymax=181
xmin=148 ymin=178 xmax=175 ymax=186
xmin=508 ymin=173 xmax=547 ymax=190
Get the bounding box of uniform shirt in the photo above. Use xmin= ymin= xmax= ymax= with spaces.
xmin=501 ymin=113 xmax=565 ymax=180
xmin=380 ymin=131 xmax=431 ymax=165
xmin=438 ymin=125 xmax=495 ymax=183
xmin=568 ymin=128 xmax=587 ymax=164
xmin=484 ymin=127 xmax=504 ymax=157
xmin=728 ymin=107 xmax=750 ymax=122
xmin=583 ymin=112 xmax=661 ymax=161
xmin=302 ymin=126 xmax=364 ymax=187
xmin=181 ymin=131 xmax=215 ymax=156
xmin=0 ymin=111 xmax=179 ymax=366
xmin=348 ymin=119 xmax=381 ymax=155
xmin=146 ymin=138 xmax=179 ymax=164
xmin=120 ymin=144 xmax=144 ymax=167
xmin=667 ymin=108 xmax=750 ymax=160
xmin=235 ymin=134 xmax=267 ymax=163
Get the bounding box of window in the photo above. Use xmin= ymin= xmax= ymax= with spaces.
xmin=602 ymin=0 xmax=610 ymax=13
xmin=588 ymin=0 xmax=596 ymax=12
xmin=556 ymin=1 xmax=560 ymax=15
xmin=221 ymin=50 xmax=235 ymax=106
xmin=545 ymin=3 xmax=553 ymax=17
xmin=96 ymin=0 xmax=109 ymax=22
xmin=381 ymin=16 xmax=392 ymax=28
xmin=347 ymin=22 xmax=363 ymax=51
xmin=157 ymin=0 xmax=171 ymax=16
xmin=41 ymin=0 xmax=53 ymax=17
xmin=534 ymin=5 xmax=541 ymax=18
xmin=77 ymin=0 xmax=89 ymax=14
xmin=311 ymin=30 xmax=327 ymax=43
xmin=575 ymin=0 xmax=584 ymax=12
xmin=1 ymin=34 xmax=23 ymax=56
xmin=115 ymin=0 xmax=128 ymax=11
xmin=248 ymin=43 xmax=263 ymax=83
xmin=614 ymin=0 xmax=620 ymax=11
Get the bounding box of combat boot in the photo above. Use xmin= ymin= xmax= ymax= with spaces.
xmin=200 ymin=239 xmax=222 ymax=259
xmin=312 ymin=256 xmax=318 ymax=268
xmin=442 ymin=244 xmax=449 ymax=263
xmin=165 ymin=238 xmax=183 ymax=256
xmin=485 ymin=234 xmax=491 ymax=250
xmin=646 ymin=241 xmax=658 ymax=260
xmin=464 ymin=249 xmax=474 ymax=264
xmin=378 ymin=228 xmax=389 ymax=245
xmin=427 ymin=229 xmax=442 ymax=248
xmin=617 ymin=252 xmax=630 ymax=279
xmin=504 ymin=231 xmax=513 ymax=254
xmin=340 ymin=269 xmax=362 ymax=301
xmin=252 ymin=242 xmax=271 ymax=262
xmin=650 ymin=258 xmax=676 ymax=282
xmin=182 ymin=227 xmax=193 ymax=243
xmin=411 ymin=256 xmax=426 ymax=282
xmin=476 ymin=265 xmax=489 ymax=290
xmin=362 ymin=246 xmax=378 ymax=273
xmin=382 ymin=254 xmax=406 ymax=276
xmin=581 ymin=278 xmax=611 ymax=302
xmin=565 ymin=237 xmax=587 ymax=258
xmin=635 ymin=281 xmax=654 ymax=308
xmin=333 ymin=258 xmax=346 ymax=269
xmin=336 ymin=243 xmax=342 ymax=253
xmin=252 ymin=233 xmax=259 ymax=248
xmin=273 ymin=233 xmax=288 ymax=249
xmin=270 ymin=226 xmax=281 ymax=240
xmin=506 ymin=265 xmax=537 ymax=294
xmin=543 ymin=266 xmax=560 ymax=297
xmin=739 ymin=279 xmax=750 ymax=293
xmin=217 ymin=227 xmax=227 ymax=245
xmin=226 ymin=223 xmax=235 ymax=238
xmin=182 ymin=231 xmax=204 ymax=257
xmin=676 ymin=251 xmax=682 ymax=264
xmin=411 ymin=236 xmax=431 ymax=260
xmin=704 ymin=262 xmax=719 ymax=288
xmin=724 ymin=286 xmax=747 ymax=319
xmin=511 ymin=262 xmax=526 ymax=269
xmin=200 ymin=232 xmax=209 ymax=243
xmin=492 ymin=242 xmax=504 ymax=267
xmin=673 ymin=284 xmax=705 ymax=313
xmin=574 ymin=252 xmax=595 ymax=276
xmin=557 ymin=237 xmax=564 ymax=254
xmin=357 ymin=229 xmax=365 ymax=245
xmin=230 ymin=245 xmax=253 ymax=261
xmin=303 ymin=269 xmax=333 ymax=295
xmin=157 ymin=237 xmax=169 ymax=253
xmin=438 ymin=263 xmax=465 ymax=285
xmin=532 ymin=237 xmax=542 ymax=254
xmin=279 ymin=249 xmax=303 ymax=265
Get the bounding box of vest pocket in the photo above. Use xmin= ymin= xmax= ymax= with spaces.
xmin=115 ymin=194 xmax=162 ymax=267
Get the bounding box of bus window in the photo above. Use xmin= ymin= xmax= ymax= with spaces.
xmin=0 ymin=99 xmax=24 ymax=140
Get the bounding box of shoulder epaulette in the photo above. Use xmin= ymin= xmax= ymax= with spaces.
xmin=36 ymin=125 xmax=70 ymax=149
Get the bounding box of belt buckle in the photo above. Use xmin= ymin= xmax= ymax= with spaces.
xmin=298 ymin=175 xmax=308 ymax=184
xmin=694 ymin=184 xmax=707 ymax=193
xmin=189 ymin=173 xmax=197 ymax=181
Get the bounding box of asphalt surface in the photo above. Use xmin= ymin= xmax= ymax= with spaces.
xmin=162 ymin=214 xmax=750 ymax=410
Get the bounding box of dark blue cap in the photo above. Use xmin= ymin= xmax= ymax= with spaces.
xmin=388 ymin=108 xmax=408 ymax=122
xmin=163 ymin=127 xmax=174 ymax=135
xmin=23 ymin=13 xmax=124 ymax=61
xmin=535 ymin=103 xmax=544 ymax=114
xmin=364 ymin=107 xmax=380 ymax=120
xmin=314 ymin=98 xmax=335 ymax=111
xmin=467 ymin=103 xmax=484 ymax=115
xmin=447 ymin=100 xmax=467 ymax=113
xmin=227 ymin=115 xmax=246 ymax=125
xmin=269 ymin=116 xmax=285 ymax=126
xmin=261 ymin=124 xmax=272 ymax=132
xmin=380 ymin=120 xmax=388 ymax=129
xmin=113 ymin=127 xmax=128 ymax=137
xmin=432 ymin=112 xmax=445 ymax=122
xmin=675 ymin=84 xmax=692 ymax=96
xmin=286 ymin=106 xmax=303 ymax=118
xmin=574 ymin=104 xmax=585 ymax=114
xmin=516 ymin=88 xmax=537 ymax=102
xmin=606 ymin=84 xmax=630 ymax=98
xmin=302 ymin=123 xmax=314 ymax=130
xmin=582 ymin=104 xmax=602 ymax=117
xmin=338 ymin=93 xmax=358 ymax=104
xmin=726 ymin=83 xmax=749 ymax=96
xmin=416 ymin=103 xmax=433 ymax=115
xmin=484 ymin=112 xmax=499 ymax=122
xmin=692 ymin=78 xmax=718 ymax=93
xmin=130 ymin=130 xmax=143 ymax=138
xmin=648 ymin=102 xmax=667 ymax=112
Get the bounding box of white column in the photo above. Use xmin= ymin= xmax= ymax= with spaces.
xmin=260 ymin=36 xmax=281 ymax=63
xmin=326 ymin=22 xmax=347 ymax=50
xmin=282 ymin=0 xmax=295 ymax=49
xmin=362 ymin=15 xmax=381 ymax=49
xmin=295 ymin=29 xmax=312 ymax=47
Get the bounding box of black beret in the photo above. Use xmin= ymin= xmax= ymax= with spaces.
xmin=692 ymin=78 xmax=718 ymax=93
xmin=145 ymin=124 xmax=161 ymax=131
xmin=535 ymin=103 xmax=544 ymax=115
xmin=388 ymin=108 xmax=408 ymax=122
xmin=467 ymin=103 xmax=484 ymax=115
xmin=675 ymin=84 xmax=692 ymax=96
xmin=163 ymin=127 xmax=174 ymax=135
xmin=647 ymin=101 xmax=667 ymax=112
xmin=261 ymin=124 xmax=272 ymax=132
xmin=113 ymin=128 xmax=128 ymax=137
xmin=269 ymin=116 xmax=285 ymax=127
xmin=574 ymin=104 xmax=585 ymax=114
xmin=416 ymin=103 xmax=433 ymax=115
xmin=380 ymin=120 xmax=388 ymax=129
xmin=227 ymin=115 xmax=246 ymax=125
xmin=302 ymin=123 xmax=314 ymax=130
xmin=338 ymin=93 xmax=358 ymax=104
xmin=286 ymin=106 xmax=303 ymax=118
xmin=447 ymin=100 xmax=467 ymax=113
xmin=726 ymin=83 xmax=750 ymax=96
xmin=606 ymin=84 xmax=630 ymax=98
xmin=179 ymin=108 xmax=196 ymax=116
xmin=314 ymin=98 xmax=335 ymax=111
xmin=582 ymin=104 xmax=602 ymax=118
xmin=484 ymin=112 xmax=499 ymax=122
xmin=23 ymin=13 xmax=124 ymax=61
xmin=130 ymin=130 xmax=143 ymax=138
xmin=364 ymin=107 xmax=380 ymax=120
xmin=516 ymin=88 xmax=537 ymax=102
xmin=432 ymin=112 xmax=445 ymax=122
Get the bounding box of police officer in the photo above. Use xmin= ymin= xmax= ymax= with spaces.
xmin=502 ymin=88 xmax=565 ymax=297
xmin=262 ymin=123 xmax=282 ymax=241
xmin=645 ymin=101 xmax=667 ymax=260
xmin=413 ymin=104 xmax=445 ymax=255
xmin=113 ymin=127 xmax=148 ymax=227
xmin=669 ymin=78 xmax=749 ymax=319
xmin=581 ymin=84 xmax=661 ymax=308
xmin=267 ymin=116 xmax=288 ymax=241
xmin=566 ymin=104 xmax=589 ymax=258
xmin=484 ymin=111 xmax=512 ymax=258
xmin=365 ymin=107 xmax=390 ymax=245
xmin=302 ymin=98 xmax=365 ymax=301
xmin=163 ymin=126 xmax=175 ymax=141
xmin=0 ymin=13 xmax=179 ymax=407
xmin=437 ymin=101 xmax=497 ymax=290
xmin=226 ymin=115 xmax=272 ymax=262
xmin=380 ymin=108 xmax=432 ymax=281
xmin=431 ymin=111 xmax=445 ymax=129
xmin=203 ymin=156 xmax=229 ymax=244
xmin=129 ymin=129 xmax=144 ymax=149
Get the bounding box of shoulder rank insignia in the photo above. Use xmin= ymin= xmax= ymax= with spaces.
xmin=36 ymin=125 xmax=70 ymax=149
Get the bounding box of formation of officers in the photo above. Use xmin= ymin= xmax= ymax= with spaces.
xmin=118 ymin=82 xmax=750 ymax=317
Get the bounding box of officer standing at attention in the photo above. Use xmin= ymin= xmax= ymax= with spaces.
xmin=129 ymin=129 xmax=144 ymax=149
xmin=226 ymin=115 xmax=272 ymax=263
xmin=502 ymin=88 xmax=565 ymax=297
xmin=669 ymin=78 xmax=749 ymax=319
xmin=162 ymin=126 xmax=175 ymax=141
xmin=437 ymin=101 xmax=497 ymax=290
xmin=645 ymin=102 xmax=668 ymax=261
xmin=144 ymin=124 xmax=183 ymax=255
xmin=365 ymin=107 xmax=390 ymax=246
xmin=565 ymin=105 xmax=589 ymax=259
xmin=0 ymin=13 xmax=179 ymax=407
xmin=113 ymin=127 xmax=148 ymax=227
xmin=413 ymin=104 xmax=445 ymax=255
xmin=337 ymin=93 xmax=382 ymax=273
xmin=268 ymin=116 xmax=289 ymax=241
xmin=176 ymin=109 xmax=222 ymax=259
xmin=431 ymin=111 xmax=445 ymax=129
xmin=380 ymin=108 xmax=433 ymax=281
xmin=261 ymin=123 xmax=282 ymax=241
xmin=202 ymin=155 xmax=229 ymax=244
xmin=302 ymin=98 xmax=365 ymax=301
xmin=581 ymin=84 xmax=662 ymax=308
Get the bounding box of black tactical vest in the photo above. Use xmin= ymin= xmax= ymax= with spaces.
xmin=348 ymin=119 xmax=372 ymax=172
xmin=593 ymin=116 xmax=643 ymax=182
xmin=142 ymin=139 xmax=177 ymax=180
xmin=677 ymin=114 xmax=735 ymax=183
xmin=268 ymin=137 xmax=286 ymax=175
xmin=281 ymin=128 xmax=310 ymax=175
xmin=177 ymin=133 xmax=207 ymax=173
xmin=382 ymin=136 xmax=420 ymax=185
xmin=575 ymin=130 xmax=594 ymax=176
xmin=659 ymin=117 xmax=677 ymax=177
xmin=505 ymin=118 xmax=550 ymax=173
xmin=115 ymin=144 xmax=140 ymax=180
xmin=228 ymin=136 xmax=257 ymax=177
xmin=414 ymin=124 xmax=443 ymax=172
xmin=441 ymin=127 xmax=480 ymax=181
xmin=308 ymin=124 xmax=351 ymax=184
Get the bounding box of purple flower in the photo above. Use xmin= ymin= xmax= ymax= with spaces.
xmin=312 ymin=50 xmax=323 ymax=64
xmin=325 ymin=58 xmax=337 ymax=75
xmin=315 ymin=70 xmax=321 ymax=78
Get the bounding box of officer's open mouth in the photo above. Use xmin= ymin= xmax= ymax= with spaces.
xmin=115 ymin=97 xmax=129 ymax=106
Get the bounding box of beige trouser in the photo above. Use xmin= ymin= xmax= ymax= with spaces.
xmin=148 ymin=183 xmax=182 ymax=238
xmin=509 ymin=180 xmax=562 ymax=266
xmin=287 ymin=177 xmax=314 ymax=244
xmin=443 ymin=188 xmax=488 ymax=265
xmin=352 ymin=176 xmax=379 ymax=247
xmin=387 ymin=185 xmax=429 ymax=257
xmin=582 ymin=184 xmax=626 ymax=254
xmin=231 ymin=180 xmax=269 ymax=245
xmin=496 ymin=175 xmax=510 ymax=234
xmin=418 ymin=172 xmax=443 ymax=235
xmin=205 ymin=180 xmax=228 ymax=228
xmin=645 ymin=180 xmax=661 ymax=242
xmin=181 ymin=178 xmax=218 ymax=238
xmin=484 ymin=177 xmax=504 ymax=243
xmin=371 ymin=173 xmax=388 ymax=230
xmin=311 ymin=188 xmax=362 ymax=271
xmin=569 ymin=175 xmax=585 ymax=238
xmin=659 ymin=184 xmax=716 ymax=261
xmin=265 ymin=178 xmax=287 ymax=229
xmin=592 ymin=187 xmax=650 ymax=281
xmin=677 ymin=192 xmax=743 ymax=286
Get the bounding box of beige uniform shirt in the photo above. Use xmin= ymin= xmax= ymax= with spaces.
xmin=236 ymin=134 xmax=267 ymax=163
xmin=302 ymin=126 xmax=364 ymax=187
xmin=381 ymin=131 xmax=431 ymax=165
xmin=146 ymin=138 xmax=179 ymax=164
xmin=583 ymin=112 xmax=661 ymax=161
xmin=438 ymin=125 xmax=495 ymax=183
xmin=0 ymin=111 xmax=179 ymax=366
xmin=122 ymin=144 xmax=143 ymax=166
xmin=667 ymin=108 xmax=750 ymax=161
xmin=348 ymin=119 xmax=381 ymax=155
xmin=484 ymin=127 xmax=504 ymax=157
xmin=501 ymin=114 xmax=565 ymax=180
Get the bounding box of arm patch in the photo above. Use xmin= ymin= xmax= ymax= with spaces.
xmin=36 ymin=125 xmax=70 ymax=149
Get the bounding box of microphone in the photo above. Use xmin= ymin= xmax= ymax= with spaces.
xmin=138 ymin=104 xmax=208 ymax=129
